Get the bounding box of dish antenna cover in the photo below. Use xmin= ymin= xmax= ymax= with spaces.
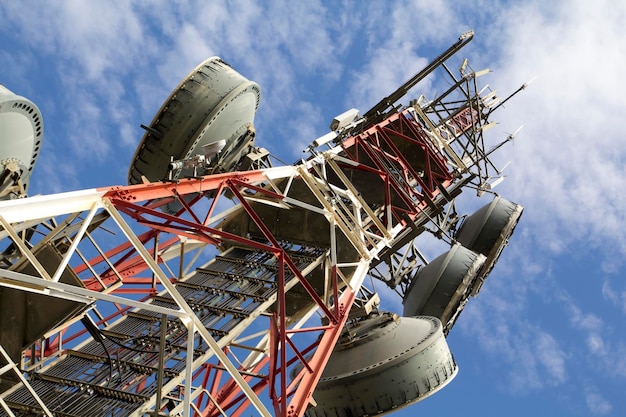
xmin=128 ymin=57 xmax=260 ymax=184
xmin=0 ymin=85 xmax=43 ymax=198
xmin=305 ymin=313 xmax=457 ymax=417
xmin=455 ymin=196 xmax=523 ymax=296
xmin=402 ymin=243 xmax=485 ymax=332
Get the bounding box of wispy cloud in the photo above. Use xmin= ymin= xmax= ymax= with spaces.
xmin=585 ymin=386 xmax=613 ymax=415
xmin=459 ymin=295 xmax=568 ymax=393
xmin=484 ymin=0 xmax=626 ymax=265
xmin=602 ymin=281 xmax=626 ymax=314
xmin=563 ymin=290 xmax=626 ymax=378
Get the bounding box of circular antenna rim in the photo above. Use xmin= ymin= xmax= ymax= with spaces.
xmin=0 ymin=87 xmax=44 ymax=195
xmin=168 ymin=81 xmax=260 ymax=181
xmin=127 ymin=56 xmax=260 ymax=185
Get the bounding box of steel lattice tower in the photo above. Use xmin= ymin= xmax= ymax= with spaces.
xmin=0 ymin=32 xmax=525 ymax=417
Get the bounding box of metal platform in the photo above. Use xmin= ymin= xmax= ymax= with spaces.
xmin=1 ymin=245 xmax=324 ymax=416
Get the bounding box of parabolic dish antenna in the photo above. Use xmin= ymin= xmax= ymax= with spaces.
xmin=402 ymin=243 xmax=485 ymax=332
xmin=128 ymin=57 xmax=260 ymax=184
xmin=455 ymin=196 xmax=523 ymax=296
xmin=0 ymin=84 xmax=43 ymax=198
xmin=305 ymin=313 xmax=457 ymax=417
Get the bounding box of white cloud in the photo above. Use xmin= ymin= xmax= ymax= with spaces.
xmin=536 ymin=331 xmax=567 ymax=383
xmin=459 ymin=300 xmax=568 ymax=393
xmin=348 ymin=45 xmax=430 ymax=112
xmin=344 ymin=1 xmax=461 ymax=113
xmin=483 ymin=0 xmax=626 ymax=265
xmin=585 ymin=386 xmax=613 ymax=415
xmin=602 ymin=281 xmax=626 ymax=314
xmin=1 ymin=1 xmax=162 ymax=186
xmin=0 ymin=1 xmax=146 ymax=80
xmin=560 ymin=289 xmax=626 ymax=378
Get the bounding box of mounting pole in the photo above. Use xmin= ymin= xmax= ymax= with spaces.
xmin=360 ymin=31 xmax=474 ymax=129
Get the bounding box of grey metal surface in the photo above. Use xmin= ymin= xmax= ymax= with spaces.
xmin=402 ymin=243 xmax=485 ymax=332
xmin=0 ymin=85 xmax=43 ymax=198
xmin=306 ymin=313 xmax=457 ymax=417
xmin=455 ymin=196 xmax=523 ymax=295
xmin=0 ymin=245 xmax=88 ymax=365
xmin=128 ymin=57 xmax=260 ymax=184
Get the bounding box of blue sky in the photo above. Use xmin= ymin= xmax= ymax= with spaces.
xmin=1 ymin=1 xmax=625 ymax=416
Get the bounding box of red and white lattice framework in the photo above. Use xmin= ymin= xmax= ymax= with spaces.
xmin=0 ymin=106 xmax=465 ymax=417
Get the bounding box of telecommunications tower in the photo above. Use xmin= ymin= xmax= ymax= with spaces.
xmin=0 ymin=32 xmax=524 ymax=417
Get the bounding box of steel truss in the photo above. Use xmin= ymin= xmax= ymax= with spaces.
xmin=0 ymin=32 xmax=523 ymax=417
